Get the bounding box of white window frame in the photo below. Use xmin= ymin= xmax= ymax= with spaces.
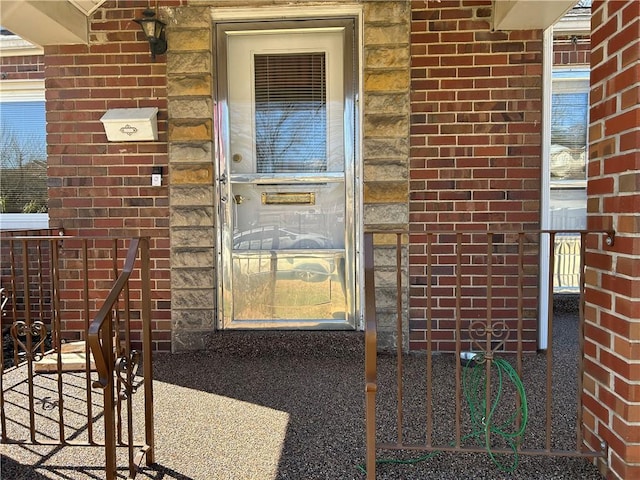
xmin=550 ymin=68 xmax=589 ymax=190
xmin=539 ymin=20 xmax=590 ymax=349
xmin=0 ymin=77 xmax=48 ymax=228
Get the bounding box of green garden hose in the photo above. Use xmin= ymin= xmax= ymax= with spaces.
xmin=358 ymin=355 xmax=528 ymax=475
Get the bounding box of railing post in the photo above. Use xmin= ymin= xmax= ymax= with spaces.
xmin=364 ymin=232 xmax=377 ymax=480
xmin=103 ymin=311 xmax=117 ymax=480
xmin=141 ymin=237 xmax=155 ymax=465
xmin=88 ymin=238 xmax=143 ymax=479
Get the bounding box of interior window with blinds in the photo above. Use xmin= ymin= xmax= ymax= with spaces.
xmin=550 ymin=71 xmax=589 ymax=181
xmin=0 ymin=100 xmax=47 ymax=213
xmin=254 ymin=53 xmax=327 ymax=173
xmin=549 ymin=69 xmax=588 ymax=231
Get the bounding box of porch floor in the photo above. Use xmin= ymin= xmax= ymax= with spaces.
xmin=1 ymin=304 xmax=604 ymax=479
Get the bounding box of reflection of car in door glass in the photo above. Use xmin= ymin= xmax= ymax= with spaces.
xmin=232 ymin=227 xmax=339 ymax=283
xmin=233 ymin=226 xmax=332 ymax=250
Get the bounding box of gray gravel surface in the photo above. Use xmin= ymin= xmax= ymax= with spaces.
xmin=1 ymin=299 xmax=604 ymax=479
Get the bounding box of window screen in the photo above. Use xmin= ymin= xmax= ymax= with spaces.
xmin=254 ymin=53 xmax=327 ymax=173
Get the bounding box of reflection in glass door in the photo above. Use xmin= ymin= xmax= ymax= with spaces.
xmin=216 ymin=21 xmax=357 ymax=329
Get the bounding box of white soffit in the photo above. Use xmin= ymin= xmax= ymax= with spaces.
xmin=553 ymin=9 xmax=590 ymax=35
xmin=68 ymin=0 xmax=107 ymax=16
xmin=0 ymin=0 xmax=107 ymax=46
xmin=0 ymin=36 xmax=43 ymax=57
xmin=493 ymin=0 xmax=579 ymax=31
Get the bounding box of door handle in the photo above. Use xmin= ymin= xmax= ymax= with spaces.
xmin=234 ymin=195 xmax=245 ymax=204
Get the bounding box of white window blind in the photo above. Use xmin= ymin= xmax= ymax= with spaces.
xmin=254 ymin=53 xmax=327 ymax=173
xmin=0 ymin=99 xmax=47 ymax=213
xmin=550 ymin=71 xmax=589 ymax=181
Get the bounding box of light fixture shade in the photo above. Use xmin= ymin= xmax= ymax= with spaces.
xmin=139 ymin=19 xmax=157 ymax=39
xmin=134 ymin=8 xmax=167 ymax=60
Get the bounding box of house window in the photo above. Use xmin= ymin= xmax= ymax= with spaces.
xmin=0 ymin=80 xmax=47 ymax=213
xmin=549 ymin=69 xmax=588 ymax=231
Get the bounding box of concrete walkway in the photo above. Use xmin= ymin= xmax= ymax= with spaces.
xmin=1 ymin=313 xmax=604 ymax=479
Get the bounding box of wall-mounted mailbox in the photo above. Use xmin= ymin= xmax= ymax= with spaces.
xmin=100 ymin=107 xmax=159 ymax=142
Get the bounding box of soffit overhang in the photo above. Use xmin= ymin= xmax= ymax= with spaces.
xmin=1 ymin=0 xmax=585 ymax=47
xmin=0 ymin=0 xmax=106 ymax=46
xmin=492 ymin=0 xmax=579 ymax=31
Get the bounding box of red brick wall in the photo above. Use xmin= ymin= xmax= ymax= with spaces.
xmin=0 ymin=54 xmax=44 ymax=80
xmin=584 ymin=1 xmax=640 ymax=479
xmin=0 ymin=230 xmax=55 ymax=335
xmin=44 ymin=1 xmax=184 ymax=351
xmin=409 ymin=0 xmax=542 ymax=351
xmin=554 ymin=34 xmax=590 ymax=66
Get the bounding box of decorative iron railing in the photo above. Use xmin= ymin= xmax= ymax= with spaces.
xmin=363 ymin=228 xmax=614 ymax=479
xmin=0 ymin=234 xmax=154 ymax=480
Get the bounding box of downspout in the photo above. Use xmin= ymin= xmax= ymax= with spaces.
xmin=538 ymin=26 xmax=553 ymax=350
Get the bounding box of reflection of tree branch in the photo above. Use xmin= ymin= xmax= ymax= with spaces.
xmin=256 ymin=103 xmax=297 ymax=171
xmin=256 ymin=102 xmax=325 ymax=173
xmin=0 ymin=126 xmax=47 ymax=212
xmin=551 ymin=95 xmax=587 ymax=148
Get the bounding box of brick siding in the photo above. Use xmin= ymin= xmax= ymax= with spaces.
xmin=409 ymin=0 xmax=542 ymax=351
xmin=0 ymin=230 xmax=55 ymax=336
xmin=0 ymin=54 xmax=44 ymax=80
xmin=584 ymin=1 xmax=640 ymax=479
xmin=554 ymin=34 xmax=590 ymax=66
xmin=44 ymin=0 xmax=185 ymax=351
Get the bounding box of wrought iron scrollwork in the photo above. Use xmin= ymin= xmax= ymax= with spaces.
xmin=468 ymin=319 xmax=510 ymax=361
xmin=0 ymin=288 xmax=7 ymax=316
xmin=10 ymin=320 xmax=48 ymax=361
xmin=115 ymin=350 xmax=140 ymax=399
xmin=38 ymin=396 xmax=59 ymax=411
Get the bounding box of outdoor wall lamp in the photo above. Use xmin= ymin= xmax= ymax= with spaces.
xmin=134 ymin=8 xmax=167 ymax=60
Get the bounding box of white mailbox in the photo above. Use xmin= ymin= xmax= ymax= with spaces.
xmin=100 ymin=107 xmax=159 ymax=142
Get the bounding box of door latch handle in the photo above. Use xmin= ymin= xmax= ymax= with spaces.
xmin=234 ymin=195 xmax=245 ymax=204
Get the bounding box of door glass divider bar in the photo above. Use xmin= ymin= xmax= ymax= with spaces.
xmin=230 ymin=172 xmax=345 ymax=184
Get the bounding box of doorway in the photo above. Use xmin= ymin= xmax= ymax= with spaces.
xmin=215 ymin=19 xmax=358 ymax=330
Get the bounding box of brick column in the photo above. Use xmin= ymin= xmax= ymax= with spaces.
xmin=584 ymin=1 xmax=640 ymax=479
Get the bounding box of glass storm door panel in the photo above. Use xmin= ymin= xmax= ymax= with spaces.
xmin=216 ymin=21 xmax=356 ymax=329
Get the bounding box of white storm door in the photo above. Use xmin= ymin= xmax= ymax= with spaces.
xmin=217 ymin=21 xmax=357 ymax=330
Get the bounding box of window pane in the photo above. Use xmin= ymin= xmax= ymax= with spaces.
xmin=550 ymin=92 xmax=587 ymax=180
xmin=254 ymin=53 xmax=327 ymax=173
xmin=0 ymin=101 xmax=47 ymax=213
xmin=550 ymin=188 xmax=586 ymax=230
xmin=549 ymin=70 xmax=588 ymax=240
